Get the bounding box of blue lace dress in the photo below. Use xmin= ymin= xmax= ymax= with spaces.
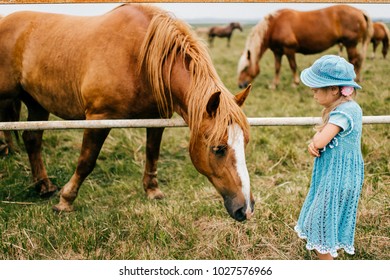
xmin=295 ymin=101 xmax=364 ymax=257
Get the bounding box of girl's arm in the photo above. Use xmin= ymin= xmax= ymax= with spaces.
xmin=308 ymin=123 xmax=341 ymax=157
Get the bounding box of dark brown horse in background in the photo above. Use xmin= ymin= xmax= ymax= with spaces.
xmin=237 ymin=5 xmax=373 ymax=89
xmin=208 ymin=22 xmax=242 ymax=47
xmin=370 ymin=22 xmax=390 ymax=59
xmin=0 ymin=4 xmax=254 ymax=221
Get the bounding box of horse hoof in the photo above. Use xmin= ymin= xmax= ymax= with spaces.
xmin=146 ymin=188 xmax=165 ymax=200
xmin=37 ymin=182 xmax=58 ymax=198
xmin=52 ymin=203 xmax=74 ymax=213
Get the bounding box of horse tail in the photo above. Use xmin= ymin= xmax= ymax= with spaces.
xmin=379 ymin=22 xmax=390 ymax=58
xmin=361 ymin=10 xmax=374 ymax=60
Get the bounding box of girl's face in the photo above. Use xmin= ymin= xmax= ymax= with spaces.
xmin=311 ymin=86 xmax=340 ymax=107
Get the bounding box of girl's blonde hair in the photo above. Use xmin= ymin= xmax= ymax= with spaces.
xmin=315 ymin=87 xmax=357 ymax=131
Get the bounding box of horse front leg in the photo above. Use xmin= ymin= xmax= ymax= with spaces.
xmin=270 ymin=52 xmax=282 ymax=90
xmin=22 ymin=96 xmax=58 ymax=197
xmin=286 ymin=51 xmax=300 ymax=87
xmin=53 ymin=128 xmax=110 ymax=212
xmin=143 ymin=127 xmax=165 ymax=199
xmin=227 ymin=36 xmax=231 ymax=48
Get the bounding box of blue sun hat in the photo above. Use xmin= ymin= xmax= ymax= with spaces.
xmin=300 ymin=55 xmax=362 ymax=89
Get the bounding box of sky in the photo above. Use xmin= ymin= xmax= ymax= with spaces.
xmin=0 ymin=2 xmax=389 ymax=22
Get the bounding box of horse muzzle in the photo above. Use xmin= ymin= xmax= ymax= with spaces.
xmin=223 ymin=196 xmax=255 ymax=222
xmin=238 ymin=81 xmax=250 ymax=89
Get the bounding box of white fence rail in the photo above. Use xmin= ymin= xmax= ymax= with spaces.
xmin=0 ymin=116 xmax=389 ymax=131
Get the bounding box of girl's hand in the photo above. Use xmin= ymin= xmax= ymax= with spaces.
xmin=308 ymin=141 xmax=320 ymax=157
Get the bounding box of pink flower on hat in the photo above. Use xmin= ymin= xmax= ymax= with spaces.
xmin=341 ymin=86 xmax=354 ymax=97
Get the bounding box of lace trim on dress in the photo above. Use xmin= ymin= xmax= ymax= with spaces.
xmin=320 ymin=136 xmax=339 ymax=153
xmin=330 ymin=110 xmax=354 ymax=137
xmin=294 ymin=225 xmax=355 ymax=258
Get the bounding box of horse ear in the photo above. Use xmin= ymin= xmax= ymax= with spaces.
xmin=206 ymin=91 xmax=221 ymax=117
xmin=235 ymin=84 xmax=251 ymax=107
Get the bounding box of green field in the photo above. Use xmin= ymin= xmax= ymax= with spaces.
xmin=0 ymin=23 xmax=389 ymax=260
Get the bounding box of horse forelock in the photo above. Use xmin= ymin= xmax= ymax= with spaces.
xmin=137 ymin=5 xmax=248 ymax=151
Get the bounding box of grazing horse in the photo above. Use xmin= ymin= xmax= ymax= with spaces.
xmin=370 ymin=22 xmax=390 ymax=59
xmin=208 ymin=22 xmax=243 ymax=47
xmin=237 ymin=5 xmax=373 ymax=89
xmin=0 ymin=4 xmax=254 ymax=221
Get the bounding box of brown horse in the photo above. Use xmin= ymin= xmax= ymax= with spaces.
xmin=208 ymin=22 xmax=243 ymax=47
xmin=237 ymin=5 xmax=373 ymax=89
xmin=0 ymin=4 xmax=254 ymax=221
xmin=370 ymin=22 xmax=390 ymax=59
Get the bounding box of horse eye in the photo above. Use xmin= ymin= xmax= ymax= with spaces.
xmin=211 ymin=145 xmax=227 ymax=156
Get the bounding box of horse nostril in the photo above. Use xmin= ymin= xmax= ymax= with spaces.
xmin=233 ymin=207 xmax=247 ymax=222
xmin=239 ymin=82 xmax=248 ymax=89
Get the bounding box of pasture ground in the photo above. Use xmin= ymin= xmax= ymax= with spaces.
xmin=0 ymin=23 xmax=389 ymax=260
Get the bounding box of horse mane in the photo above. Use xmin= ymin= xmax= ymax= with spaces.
xmin=137 ymin=5 xmax=249 ymax=150
xmin=360 ymin=9 xmax=374 ymax=63
xmin=244 ymin=12 xmax=276 ymax=64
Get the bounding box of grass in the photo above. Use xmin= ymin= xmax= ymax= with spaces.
xmin=0 ymin=22 xmax=389 ymax=260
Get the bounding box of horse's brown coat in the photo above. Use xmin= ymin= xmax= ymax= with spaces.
xmin=208 ymin=22 xmax=242 ymax=47
xmin=238 ymin=5 xmax=373 ymax=89
xmin=0 ymin=4 xmax=254 ymax=221
xmin=371 ymin=22 xmax=390 ymax=58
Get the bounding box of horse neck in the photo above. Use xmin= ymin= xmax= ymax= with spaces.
xmin=248 ymin=19 xmax=270 ymax=70
xmin=166 ymin=56 xmax=192 ymax=123
xmin=167 ymin=54 xmax=225 ymax=131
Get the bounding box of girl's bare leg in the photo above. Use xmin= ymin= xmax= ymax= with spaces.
xmin=316 ymin=250 xmax=333 ymax=260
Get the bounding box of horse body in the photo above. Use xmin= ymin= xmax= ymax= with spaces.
xmin=237 ymin=5 xmax=373 ymax=89
xmin=2 ymin=8 xmax=156 ymax=120
xmin=0 ymin=4 xmax=254 ymax=221
xmin=370 ymin=22 xmax=390 ymax=59
xmin=208 ymin=22 xmax=242 ymax=47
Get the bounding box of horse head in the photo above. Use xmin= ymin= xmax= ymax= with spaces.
xmin=237 ymin=49 xmax=259 ymax=89
xmin=231 ymin=22 xmax=243 ymax=32
xmin=188 ymin=85 xmax=254 ymax=221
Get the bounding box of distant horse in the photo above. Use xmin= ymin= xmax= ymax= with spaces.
xmin=370 ymin=22 xmax=390 ymax=59
xmin=208 ymin=22 xmax=243 ymax=47
xmin=237 ymin=5 xmax=373 ymax=89
xmin=0 ymin=4 xmax=254 ymax=221
xmin=339 ymin=22 xmax=390 ymax=59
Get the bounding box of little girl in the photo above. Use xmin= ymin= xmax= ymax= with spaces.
xmin=294 ymin=55 xmax=365 ymax=260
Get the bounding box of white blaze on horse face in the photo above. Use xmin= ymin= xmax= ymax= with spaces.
xmin=228 ymin=123 xmax=251 ymax=216
xmin=237 ymin=51 xmax=249 ymax=75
